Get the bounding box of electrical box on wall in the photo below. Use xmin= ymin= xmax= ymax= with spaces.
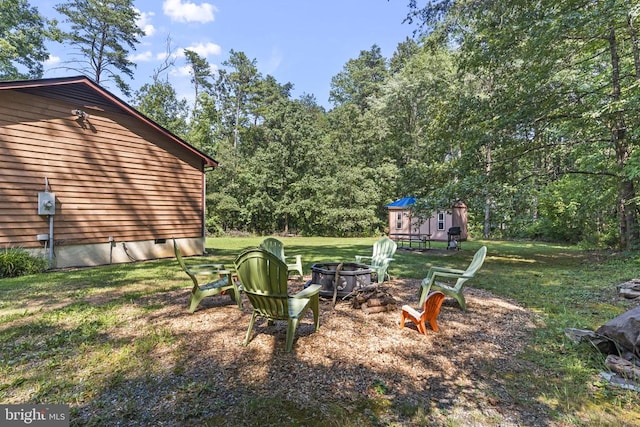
xmin=38 ymin=192 xmax=56 ymax=215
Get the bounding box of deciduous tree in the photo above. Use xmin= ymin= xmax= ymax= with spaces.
xmin=405 ymin=0 xmax=640 ymax=248
xmin=0 ymin=0 xmax=56 ymax=79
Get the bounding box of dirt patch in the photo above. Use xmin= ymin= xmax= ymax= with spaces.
xmin=73 ymin=277 xmax=552 ymax=425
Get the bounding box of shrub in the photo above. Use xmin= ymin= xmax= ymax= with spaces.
xmin=0 ymin=247 xmax=48 ymax=278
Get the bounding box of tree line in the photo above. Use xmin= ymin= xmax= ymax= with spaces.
xmin=3 ymin=0 xmax=640 ymax=248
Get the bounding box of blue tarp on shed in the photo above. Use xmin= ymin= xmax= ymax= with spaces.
xmin=386 ymin=197 xmax=416 ymax=208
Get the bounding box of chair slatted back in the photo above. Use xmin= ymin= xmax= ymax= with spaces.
xmin=235 ymin=248 xmax=290 ymax=321
xmin=259 ymin=237 xmax=287 ymax=262
xmin=173 ymin=239 xmax=199 ymax=289
xmin=464 ymin=246 xmax=487 ymax=276
xmin=371 ymin=237 xmax=397 ymax=265
xmin=423 ymin=291 xmax=445 ymax=322
xmin=453 ymin=246 xmax=487 ymax=291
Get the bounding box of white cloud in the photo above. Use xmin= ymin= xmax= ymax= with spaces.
xmin=129 ymin=51 xmax=153 ymax=62
xmin=172 ymin=41 xmax=222 ymax=62
xmin=135 ymin=9 xmax=156 ymax=36
xmin=44 ymin=55 xmax=60 ymax=66
xmin=156 ymin=51 xmax=175 ymax=61
xmin=184 ymin=42 xmax=222 ymax=57
xmin=171 ymin=65 xmax=193 ymax=77
xmin=170 ymin=63 xmax=218 ymax=78
xmin=169 ymin=41 xmax=221 ymax=81
xmin=265 ymin=48 xmax=283 ymax=74
xmin=163 ymin=0 xmax=216 ymax=24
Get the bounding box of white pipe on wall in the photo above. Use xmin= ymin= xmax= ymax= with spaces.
xmin=49 ymin=215 xmax=54 ymax=268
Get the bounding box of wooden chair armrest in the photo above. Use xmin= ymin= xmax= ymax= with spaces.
xmin=429 ymin=266 xmax=465 ymax=275
xmin=293 ymin=284 xmax=321 ymax=298
xmin=432 ymin=271 xmax=473 ymax=280
xmin=188 ymin=264 xmax=230 ymax=276
xmin=401 ymin=304 xmax=421 ymax=318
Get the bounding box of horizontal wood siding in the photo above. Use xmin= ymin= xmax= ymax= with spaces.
xmin=0 ymin=91 xmax=205 ymax=248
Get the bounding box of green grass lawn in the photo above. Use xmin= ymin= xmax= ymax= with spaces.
xmin=1 ymin=237 xmax=639 ymax=426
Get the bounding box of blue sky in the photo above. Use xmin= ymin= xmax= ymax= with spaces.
xmin=37 ymin=0 xmax=416 ymax=109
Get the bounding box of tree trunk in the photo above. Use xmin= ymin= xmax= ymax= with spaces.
xmin=483 ymin=142 xmax=492 ymax=239
xmin=628 ymin=13 xmax=640 ymax=80
xmin=608 ymin=25 xmax=639 ymax=249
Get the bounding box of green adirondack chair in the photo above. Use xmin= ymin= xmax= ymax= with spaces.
xmin=173 ymin=239 xmax=242 ymax=313
xmin=355 ymin=236 xmax=397 ymax=283
xmin=259 ymin=237 xmax=304 ymax=279
xmin=234 ymin=248 xmax=321 ymax=352
xmin=418 ymin=246 xmax=487 ymax=311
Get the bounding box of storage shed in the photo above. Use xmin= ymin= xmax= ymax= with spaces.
xmin=387 ymin=197 xmax=468 ymax=246
xmin=0 ymin=76 xmax=216 ymax=268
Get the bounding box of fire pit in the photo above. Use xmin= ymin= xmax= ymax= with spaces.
xmin=309 ymin=262 xmax=372 ymax=298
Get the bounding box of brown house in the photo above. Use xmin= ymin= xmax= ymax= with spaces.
xmin=0 ymin=76 xmax=217 ymax=268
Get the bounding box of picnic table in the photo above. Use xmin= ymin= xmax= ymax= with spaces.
xmin=389 ymin=233 xmax=431 ymax=249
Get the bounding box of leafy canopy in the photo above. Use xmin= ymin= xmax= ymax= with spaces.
xmin=0 ymin=0 xmax=56 ymax=80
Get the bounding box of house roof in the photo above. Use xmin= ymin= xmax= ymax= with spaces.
xmin=0 ymin=75 xmax=218 ymax=168
xmin=386 ymin=197 xmax=416 ymax=208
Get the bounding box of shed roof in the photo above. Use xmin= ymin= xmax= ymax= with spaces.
xmin=0 ymin=75 xmax=218 ymax=168
xmin=386 ymin=197 xmax=416 ymax=208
